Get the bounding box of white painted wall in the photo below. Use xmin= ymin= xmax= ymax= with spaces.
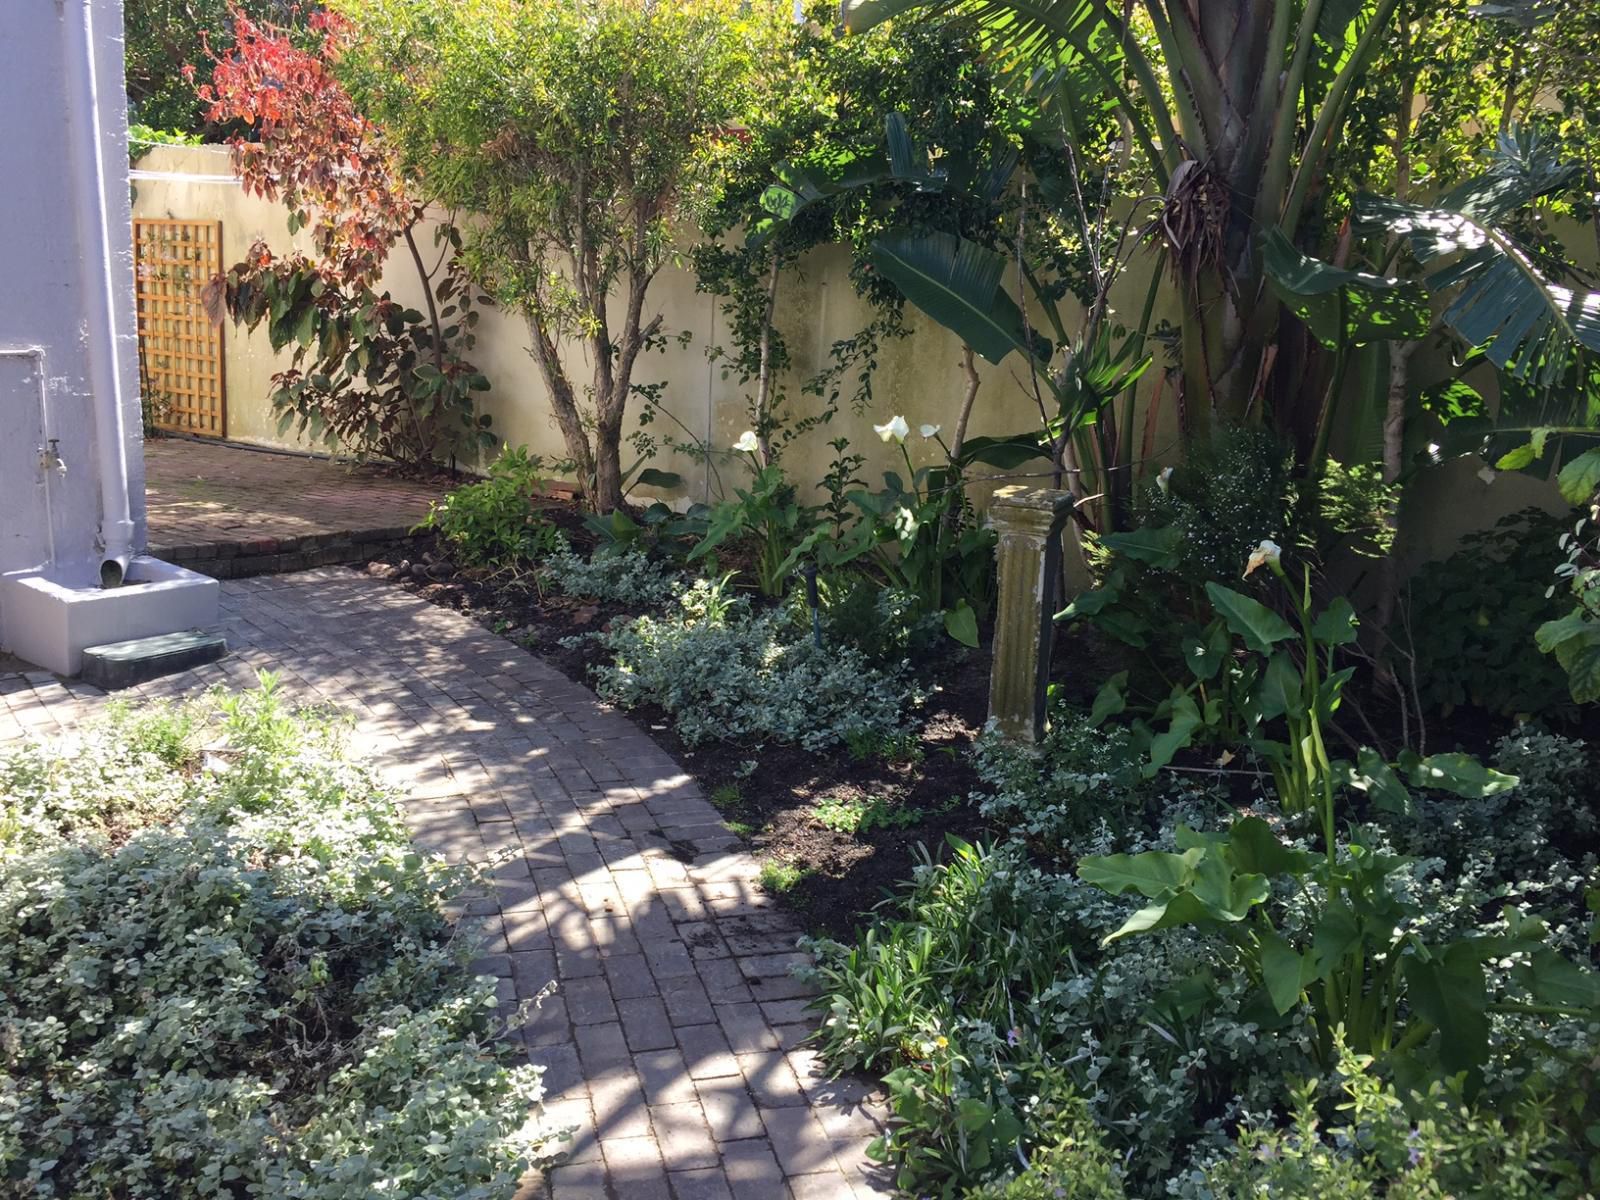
xmin=0 ymin=0 xmax=148 ymax=581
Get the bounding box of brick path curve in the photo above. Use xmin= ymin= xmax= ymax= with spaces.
xmin=0 ymin=570 xmax=893 ymax=1199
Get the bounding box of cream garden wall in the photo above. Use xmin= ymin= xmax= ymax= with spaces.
xmin=129 ymin=144 xmax=1178 ymax=508
xmin=130 ymin=144 xmax=1566 ymax=576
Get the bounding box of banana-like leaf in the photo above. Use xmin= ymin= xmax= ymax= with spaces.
xmin=1261 ymin=227 xmax=1431 ymax=348
xmin=1354 ymin=132 xmax=1600 ymax=385
xmin=957 ymin=432 xmax=1053 ymax=469
xmin=1470 ymin=1 xmax=1559 ymax=33
xmin=868 ymin=229 xmax=1047 ymax=365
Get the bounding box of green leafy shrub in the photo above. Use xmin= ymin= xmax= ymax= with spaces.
xmin=0 ymin=681 xmax=563 ymax=1198
xmin=1404 ymin=508 xmax=1575 ymax=718
xmin=804 ymin=831 xmax=1313 ymax=1196
xmin=580 ymin=578 xmax=917 ymax=750
xmin=818 ymin=581 xmax=944 ymax=670
xmin=542 ymin=544 xmax=683 ymax=608
xmin=1133 ymin=426 xmax=1294 ymax=586
xmin=814 ymin=765 xmax=1600 ymax=1196
xmin=973 ymin=707 xmax=1153 ymax=860
xmin=422 ymin=445 xmax=564 ymax=568
xmin=961 ymin=1089 xmax=1127 ymax=1199
xmin=1382 ymin=728 xmax=1597 ymax=896
xmin=0 ymin=704 xmax=196 ymax=850
xmin=692 ymin=460 xmax=818 ymax=597
xmin=812 ymin=793 xmax=920 ymax=835
xmin=1190 ymin=1041 xmax=1585 ymax=1199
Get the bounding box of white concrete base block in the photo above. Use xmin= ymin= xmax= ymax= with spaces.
xmin=0 ymin=556 xmax=219 ymax=676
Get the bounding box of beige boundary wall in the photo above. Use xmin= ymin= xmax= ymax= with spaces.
xmin=129 ymin=145 xmax=1181 ymax=504
xmin=130 ymin=144 xmax=1566 ymax=574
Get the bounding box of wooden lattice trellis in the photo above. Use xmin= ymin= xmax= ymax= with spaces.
xmin=133 ymin=218 xmax=226 ymax=437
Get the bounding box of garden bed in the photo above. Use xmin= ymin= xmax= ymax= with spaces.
xmin=0 ymin=685 xmax=562 ymax=1197
xmin=367 ymin=527 xmax=1002 ymax=940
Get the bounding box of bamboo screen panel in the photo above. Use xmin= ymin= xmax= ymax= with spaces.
xmin=133 ymin=218 xmax=226 ymax=437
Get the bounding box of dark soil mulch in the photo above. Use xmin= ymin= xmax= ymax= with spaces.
xmin=364 ymin=513 xmax=1002 ymax=941
xmin=365 ymin=497 xmax=1589 ymax=938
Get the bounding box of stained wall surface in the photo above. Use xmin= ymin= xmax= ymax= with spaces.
xmin=1 ymin=0 xmax=148 ymax=576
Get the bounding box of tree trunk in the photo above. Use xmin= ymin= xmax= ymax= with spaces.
xmin=951 ymin=343 xmax=979 ymax=463
xmin=588 ymin=264 xmax=663 ymax=513
xmin=522 ymin=310 xmax=594 ymax=496
xmin=1372 ymin=339 xmax=1417 ymax=651
xmin=593 ymin=408 xmax=626 ymax=513
xmin=755 ymin=257 xmax=781 ymax=465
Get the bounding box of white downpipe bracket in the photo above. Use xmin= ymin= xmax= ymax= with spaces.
xmin=65 ymin=0 xmax=136 ymax=587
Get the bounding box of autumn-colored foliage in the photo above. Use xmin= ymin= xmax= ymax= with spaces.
xmin=193 ymin=6 xmax=493 ymax=467
xmin=192 ymin=9 xmax=412 ymax=285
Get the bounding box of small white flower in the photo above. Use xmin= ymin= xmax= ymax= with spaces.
xmin=919 ymin=423 xmax=942 ymax=439
xmin=874 ymin=415 xmax=910 ymax=443
xmin=1477 ymin=465 xmax=1496 ymax=486
xmin=733 ymin=431 xmax=760 ymax=454
xmin=1244 ymin=539 xmax=1282 ymax=578
xmin=1156 ymin=466 xmax=1173 ymax=494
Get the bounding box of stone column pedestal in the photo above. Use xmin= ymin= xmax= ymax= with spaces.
xmin=986 ymin=486 xmax=1076 ymax=743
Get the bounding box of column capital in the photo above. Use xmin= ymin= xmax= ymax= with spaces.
xmin=986 ymin=486 xmax=1076 ymax=535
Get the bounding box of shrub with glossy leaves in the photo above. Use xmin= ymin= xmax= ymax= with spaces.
xmin=1184 ymin=1040 xmax=1585 ymax=1199
xmin=422 ymin=445 xmax=564 ymax=568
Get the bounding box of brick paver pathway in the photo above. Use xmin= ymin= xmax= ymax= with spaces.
xmin=0 ymin=569 xmax=894 ymax=1200
xmin=145 ymin=438 xmax=449 ymax=553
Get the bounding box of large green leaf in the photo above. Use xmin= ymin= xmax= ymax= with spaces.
xmin=1311 ymin=597 xmax=1359 ymax=646
xmin=868 ymin=229 xmax=1045 ymax=365
xmin=1143 ymin=693 xmax=1201 ymax=778
xmin=1077 ymin=847 xmax=1202 ymax=898
xmin=1260 ymin=932 xmax=1308 ymax=1016
xmin=1515 ymin=948 xmax=1600 ymax=1012
xmin=1188 ymin=853 xmax=1271 ymax=920
xmin=1100 ymin=525 xmax=1183 ymax=567
xmin=1255 ymin=651 xmax=1306 ymax=723
xmin=1404 ymin=946 xmax=1490 ymax=1075
xmin=1204 ymin=583 xmax=1297 ymax=654
xmin=1557 ymin=447 xmax=1600 ymax=504
xmin=1227 ymin=817 xmax=1313 ymax=878
xmin=957 ymin=433 xmax=1053 ymax=470
xmin=1180 ymin=621 xmax=1229 ymax=682
xmin=1261 ymin=227 xmax=1431 ymax=348
xmin=1398 ymin=751 xmax=1519 ymax=799
xmin=1341 ymin=747 xmax=1413 ymax=815
xmin=1536 ymin=608 xmax=1600 ymax=703
xmin=943 ymin=601 xmax=979 ymax=648
xmin=1088 ymin=671 xmax=1128 ymax=727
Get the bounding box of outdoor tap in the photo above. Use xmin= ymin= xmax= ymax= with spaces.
xmin=38 ymin=439 xmax=66 ymax=475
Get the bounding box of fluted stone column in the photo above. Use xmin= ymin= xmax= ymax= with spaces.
xmin=986 ymin=486 xmax=1075 ymax=743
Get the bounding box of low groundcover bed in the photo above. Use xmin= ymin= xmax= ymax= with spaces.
xmin=0 ymin=680 xmax=562 ymax=1199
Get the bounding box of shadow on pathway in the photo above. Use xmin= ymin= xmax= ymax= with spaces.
xmin=0 ymin=568 xmax=895 ymax=1200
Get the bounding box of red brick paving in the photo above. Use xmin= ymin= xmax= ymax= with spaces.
xmin=143 ymin=437 xmax=450 ymax=556
xmin=0 ymin=569 xmax=895 ymax=1199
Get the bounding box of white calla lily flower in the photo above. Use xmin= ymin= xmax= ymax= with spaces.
xmin=874 ymin=415 xmax=910 ymax=443
xmin=1244 ymin=539 xmax=1282 ymax=578
xmin=732 ymin=431 xmax=760 ymax=454
xmin=1156 ymin=466 xmax=1173 ymax=494
xmin=919 ymin=423 xmax=942 ymax=439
